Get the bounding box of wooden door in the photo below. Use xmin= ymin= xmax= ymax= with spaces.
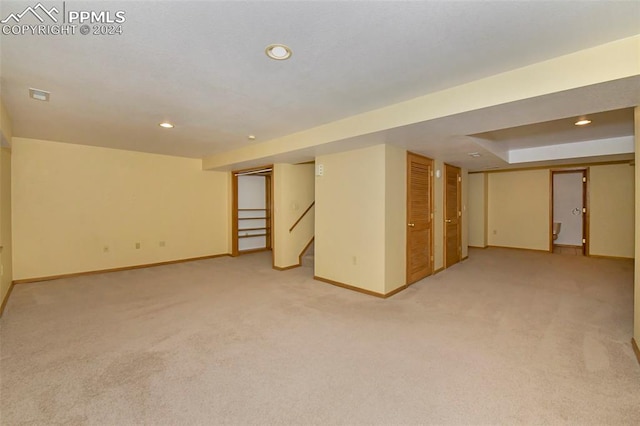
xmin=406 ymin=152 xmax=433 ymax=284
xmin=444 ymin=164 xmax=461 ymax=268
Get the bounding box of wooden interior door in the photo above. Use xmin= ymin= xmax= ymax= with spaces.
xmin=444 ymin=163 xmax=461 ymax=268
xmin=406 ymin=152 xmax=433 ymax=284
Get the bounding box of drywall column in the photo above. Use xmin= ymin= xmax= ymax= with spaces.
xmin=0 ymin=98 xmax=12 ymax=314
xmin=468 ymin=173 xmax=488 ymax=248
xmin=315 ymin=145 xmax=387 ymax=294
xmin=273 ymin=163 xmax=315 ymax=269
xmin=589 ymin=164 xmax=634 ymax=258
xmin=384 ymin=144 xmax=406 ymax=294
xmin=315 ymin=144 xmax=407 ymax=295
xmin=634 ymin=106 xmax=640 ymax=349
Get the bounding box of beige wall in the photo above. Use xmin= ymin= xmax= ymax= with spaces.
xmin=468 ymin=173 xmax=488 ymax=248
xmin=315 ymin=144 xmax=410 ymax=294
xmin=0 ymin=99 xmax=13 ymax=145
xmin=488 ymin=169 xmax=550 ymax=251
xmin=0 ymin=97 xmax=12 ymax=313
xmin=315 ymin=145 xmax=387 ymax=293
xmin=384 ymin=144 xmax=407 ymax=293
xmin=634 ymin=106 xmax=640 ymax=345
xmin=589 ymin=164 xmax=635 ymax=258
xmin=12 ymin=138 xmax=229 ymax=280
xmin=484 ymin=165 xmax=635 ymax=256
xmin=0 ymin=148 xmax=12 ymax=310
xmin=273 ymin=163 xmax=315 ymax=268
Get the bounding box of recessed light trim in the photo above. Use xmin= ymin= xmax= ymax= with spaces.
xmin=575 ymin=119 xmax=592 ymax=126
xmin=29 ymin=88 xmax=50 ymax=102
xmin=468 ymin=152 xmax=481 ymax=158
xmin=248 ymin=135 xmax=256 ymax=140
xmin=265 ymin=44 xmax=292 ymax=60
xmin=159 ymin=122 xmax=174 ymax=129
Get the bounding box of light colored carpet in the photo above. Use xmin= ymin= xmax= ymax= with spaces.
xmin=1 ymin=248 xmax=639 ymax=425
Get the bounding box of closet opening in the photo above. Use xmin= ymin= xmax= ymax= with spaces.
xmin=232 ymin=166 xmax=273 ymax=257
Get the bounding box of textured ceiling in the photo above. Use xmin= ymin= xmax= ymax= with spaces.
xmin=1 ymin=0 xmax=639 ymax=164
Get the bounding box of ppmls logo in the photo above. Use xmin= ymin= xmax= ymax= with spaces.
xmin=1 ymin=2 xmax=59 ymax=24
xmin=1 ymin=2 xmax=126 ymax=36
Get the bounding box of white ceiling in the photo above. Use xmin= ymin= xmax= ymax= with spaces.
xmin=1 ymin=0 xmax=639 ymax=169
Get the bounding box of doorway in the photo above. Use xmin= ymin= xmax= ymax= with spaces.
xmin=551 ymin=169 xmax=588 ymax=255
xmin=444 ymin=163 xmax=462 ymax=268
xmin=232 ymin=166 xmax=273 ymax=256
xmin=406 ymin=152 xmax=434 ymax=284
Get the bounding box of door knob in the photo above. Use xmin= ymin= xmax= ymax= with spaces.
xmin=408 ymin=223 xmax=415 ymax=227
xmin=445 ymin=219 xmax=452 ymax=223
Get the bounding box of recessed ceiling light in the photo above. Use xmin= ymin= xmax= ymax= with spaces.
xmin=575 ymin=119 xmax=592 ymax=126
xmin=29 ymin=88 xmax=50 ymax=102
xmin=159 ymin=122 xmax=174 ymax=129
xmin=468 ymin=152 xmax=481 ymax=158
xmin=248 ymin=135 xmax=256 ymax=140
xmin=265 ymin=44 xmax=292 ymax=60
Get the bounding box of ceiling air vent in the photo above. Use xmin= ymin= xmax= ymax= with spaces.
xmin=29 ymin=88 xmax=50 ymax=102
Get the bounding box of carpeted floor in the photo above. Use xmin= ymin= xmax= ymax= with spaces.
xmin=1 ymin=248 xmax=639 ymax=425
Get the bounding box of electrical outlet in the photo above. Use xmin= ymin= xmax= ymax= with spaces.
xmin=159 ymin=241 xmax=166 ymax=247
xmin=352 ymin=256 xmax=357 ymax=266
xmin=135 ymin=242 xmax=141 ymax=249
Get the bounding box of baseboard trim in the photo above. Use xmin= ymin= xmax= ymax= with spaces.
xmin=433 ymin=267 xmax=444 ymax=275
xmin=313 ymin=275 xmax=412 ymax=299
xmin=462 ymin=255 xmax=469 ymax=261
xmin=384 ymin=284 xmax=410 ymax=298
xmin=0 ymin=281 xmax=15 ymax=317
xmin=273 ymin=264 xmax=299 ymax=271
xmin=632 ymin=338 xmax=640 ymax=367
xmin=13 ymin=253 xmax=232 ymax=285
xmin=238 ymin=248 xmax=271 ymax=255
xmin=468 ymin=245 xmax=488 ymax=249
xmin=314 ymin=276 xmax=384 ymax=298
xmin=487 ymin=245 xmax=550 ymax=253
xmin=588 ymin=254 xmax=634 ymax=261
xmin=553 ymin=244 xmax=582 ymax=248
